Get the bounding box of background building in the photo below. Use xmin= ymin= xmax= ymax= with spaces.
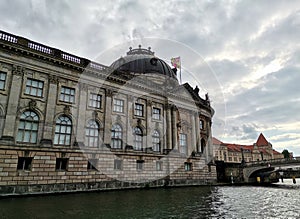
xmin=213 ymin=133 xmax=284 ymax=163
xmin=0 ymin=30 xmax=216 ymax=195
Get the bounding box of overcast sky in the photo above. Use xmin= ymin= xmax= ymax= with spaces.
xmin=1 ymin=0 xmax=300 ymax=155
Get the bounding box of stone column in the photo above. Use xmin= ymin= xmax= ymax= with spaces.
xmin=1 ymin=65 xmax=24 ymax=141
xmin=166 ymin=104 xmax=172 ymax=151
xmin=75 ymin=83 xmax=88 ymax=145
xmin=171 ymin=106 xmax=178 ymax=151
xmin=103 ymin=89 xmax=113 ymax=146
xmin=191 ymin=111 xmax=196 ymax=152
xmin=146 ymin=100 xmax=152 ymax=150
xmin=41 ymin=75 xmax=58 ymax=146
xmin=126 ymin=95 xmax=134 ymax=148
xmin=195 ymin=113 xmax=200 ymax=152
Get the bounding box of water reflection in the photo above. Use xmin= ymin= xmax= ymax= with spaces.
xmin=0 ymin=184 xmax=300 ymax=219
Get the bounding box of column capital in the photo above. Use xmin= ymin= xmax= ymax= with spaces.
xmin=49 ymin=75 xmax=59 ymax=84
xmin=12 ymin=65 xmax=25 ymax=76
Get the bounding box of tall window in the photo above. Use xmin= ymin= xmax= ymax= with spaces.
xmin=0 ymin=71 xmax=7 ymax=90
xmin=89 ymin=93 xmax=102 ymax=109
xmin=17 ymin=111 xmax=39 ymax=143
xmin=111 ymin=124 xmax=122 ymax=149
xmin=54 ymin=116 xmax=72 ymax=145
xmin=199 ymin=120 xmax=204 ymax=130
xmin=134 ymin=103 xmax=143 ymax=116
xmin=179 ymin=133 xmax=187 ymax=154
xmin=113 ymin=99 xmax=124 ymax=112
xmin=134 ymin=127 xmax=143 ymax=150
xmin=60 ymin=86 xmax=75 ymax=103
xmin=25 ymin=78 xmax=44 ymax=97
xmin=152 ymin=130 xmax=160 ymax=152
xmin=85 ymin=120 xmax=99 ymax=147
xmin=17 ymin=157 xmax=33 ymax=170
xmin=152 ymin=107 xmax=161 ymax=120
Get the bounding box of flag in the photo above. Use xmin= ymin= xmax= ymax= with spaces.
xmin=171 ymin=57 xmax=181 ymax=68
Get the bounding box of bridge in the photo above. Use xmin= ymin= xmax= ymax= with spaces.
xmin=243 ymin=157 xmax=300 ymax=182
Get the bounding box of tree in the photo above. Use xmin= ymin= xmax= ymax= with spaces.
xmin=282 ymin=149 xmax=290 ymax=158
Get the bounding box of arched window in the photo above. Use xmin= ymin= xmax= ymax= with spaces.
xmin=54 ymin=115 xmax=72 ymax=145
xmin=134 ymin=127 xmax=143 ymax=150
xmin=111 ymin=124 xmax=122 ymax=149
xmin=152 ymin=130 xmax=160 ymax=152
xmin=85 ymin=120 xmax=99 ymax=147
xmin=17 ymin=111 xmax=39 ymax=143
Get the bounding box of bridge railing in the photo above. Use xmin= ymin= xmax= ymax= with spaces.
xmin=245 ymin=157 xmax=300 ymax=167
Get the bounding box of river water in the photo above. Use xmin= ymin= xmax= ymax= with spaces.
xmin=0 ymin=179 xmax=299 ymax=219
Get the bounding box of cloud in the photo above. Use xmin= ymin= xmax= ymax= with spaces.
xmin=0 ymin=0 xmax=300 ymax=154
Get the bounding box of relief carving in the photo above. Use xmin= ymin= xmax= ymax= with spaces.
xmin=12 ymin=65 xmax=24 ymax=76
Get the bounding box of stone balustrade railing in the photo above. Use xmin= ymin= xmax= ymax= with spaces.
xmin=0 ymin=30 xmax=108 ymax=71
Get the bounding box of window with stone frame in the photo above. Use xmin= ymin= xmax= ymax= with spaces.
xmin=114 ymin=159 xmax=123 ymax=170
xmin=113 ymin=98 xmax=124 ymax=113
xmin=89 ymin=93 xmax=102 ymax=109
xmin=54 ymin=115 xmax=72 ymax=145
xmin=156 ymin=161 xmax=163 ymax=171
xmin=152 ymin=130 xmax=160 ymax=152
xmin=199 ymin=119 xmax=204 ymax=130
xmin=111 ymin=124 xmax=122 ymax=149
xmin=184 ymin=162 xmax=192 ymax=171
xmin=152 ymin=107 xmax=161 ymax=120
xmin=25 ymin=78 xmax=44 ymax=97
xmin=85 ymin=120 xmax=100 ymax=147
xmin=17 ymin=157 xmax=33 ymax=170
xmin=16 ymin=111 xmax=39 ymax=143
xmin=60 ymin=86 xmax=75 ymax=103
xmin=179 ymin=133 xmax=187 ymax=154
xmin=0 ymin=71 xmax=7 ymax=90
xmin=136 ymin=160 xmax=144 ymax=171
xmin=134 ymin=103 xmax=144 ymax=117
xmin=55 ymin=158 xmax=68 ymax=171
xmin=87 ymin=159 xmax=98 ymax=170
xmin=134 ymin=127 xmax=143 ymax=150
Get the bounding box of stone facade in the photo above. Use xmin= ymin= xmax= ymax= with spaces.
xmin=0 ymin=30 xmax=216 ymax=196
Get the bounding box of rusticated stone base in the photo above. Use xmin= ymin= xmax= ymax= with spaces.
xmin=0 ymin=178 xmax=216 ymax=197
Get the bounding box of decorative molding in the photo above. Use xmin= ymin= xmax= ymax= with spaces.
xmin=147 ymin=99 xmax=152 ymax=106
xmin=92 ymin=110 xmax=98 ymax=119
xmin=128 ymin=95 xmax=134 ymax=102
xmin=79 ymin=82 xmax=88 ymax=91
xmin=28 ymin=99 xmax=37 ymax=110
xmin=106 ymin=89 xmax=115 ymax=97
xmin=12 ymin=65 xmax=24 ymax=76
xmin=49 ymin=75 xmax=59 ymax=84
xmin=116 ymin=115 xmax=122 ymax=122
xmin=63 ymin=105 xmax=71 ymax=115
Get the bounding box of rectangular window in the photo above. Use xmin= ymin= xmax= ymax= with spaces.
xmin=179 ymin=133 xmax=187 ymax=154
xmin=60 ymin=86 xmax=75 ymax=103
xmin=0 ymin=71 xmax=7 ymax=90
xmin=134 ymin=103 xmax=144 ymax=117
xmin=55 ymin=158 xmax=68 ymax=171
xmin=25 ymin=78 xmax=44 ymax=97
xmin=152 ymin=107 xmax=161 ymax=120
xmin=156 ymin=161 xmax=163 ymax=171
xmin=17 ymin=157 xmax=33 ymax=170
xmin=136 ymin=160 xmax=144 ymax=171
xmin=114 ymin=159 xmax=122 ymax=170
xmin=89 ymin=93 xmax=102 ymax=109
xmin=87 ymin=159 xmax=98 ymax=170
xmin=199 ymin=120 xmax=204 ymax=130
xmin=184 ymin=162 xmax=192 ymax=171
xmin=113 ymin=99 xmax=124 ymax=113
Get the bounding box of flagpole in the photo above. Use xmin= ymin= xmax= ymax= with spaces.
xmin=180 ymin=66 xmax=182 ymax=84
xmin=180 ymin=58 xmax=182 ymax=84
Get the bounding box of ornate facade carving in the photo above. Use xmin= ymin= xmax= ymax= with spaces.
xmin=12 ymin=65 xmax=24 ymax=76
xmin=49 ymin=75 xmax=59 ymax=84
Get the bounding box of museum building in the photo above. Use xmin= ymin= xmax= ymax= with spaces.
xmin=0 ymin=30 xmax=215 ymax=195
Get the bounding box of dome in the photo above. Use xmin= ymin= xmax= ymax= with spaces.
xmin=110 ymin=46 xmax=178 ymax=80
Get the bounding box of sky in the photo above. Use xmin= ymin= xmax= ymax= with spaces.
xmin=1 ymin=0 xmax=300 ymax=155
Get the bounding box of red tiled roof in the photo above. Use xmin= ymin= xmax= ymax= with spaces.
xmin=212 ymin=137 xmax=223 ymax=145
xmin=256 ymin=133 xmax=269 ymax=146
xmin=272 ymin=149 xmax=281 ymax=155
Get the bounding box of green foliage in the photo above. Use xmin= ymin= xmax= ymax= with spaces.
xmin=282 ymin=149 xmax=290 ymax=158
